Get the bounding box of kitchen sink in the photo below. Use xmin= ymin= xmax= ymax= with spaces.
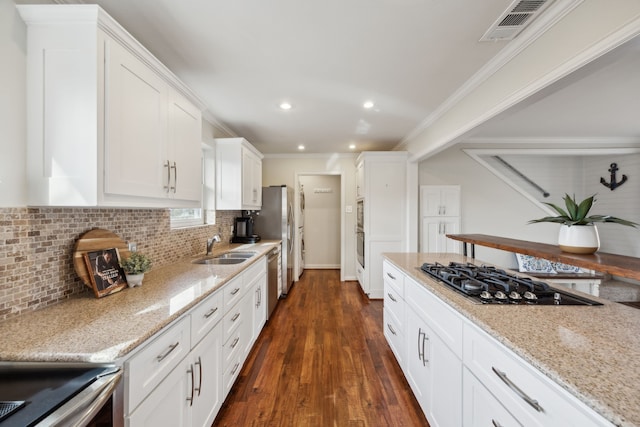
xmin=191 ymin=251 xmax=257 ymax=265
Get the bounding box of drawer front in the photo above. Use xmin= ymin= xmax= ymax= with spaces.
xmin=223 ymin=300 xmax=243 ymax=343
xmin=190 ymin=290 xmax=223 ymax=347
xmin=464 ymin=323 xmax=612 ymax=427
xmin=383 ymin=284 xmax=404 ymax=329
xmin=406 ymin=276 xmax=463 ymax=358
xmin=223 ymin=351 xmax=243 ymax=397
xmin=243 ymin=257 xmax=266 ymax=290
xmin=383 ymin=307 xmax=405 ymax=367
xmin=223 ymin=276 xmax=243 ymax=312
xmin=383 ymin=260 xmax=404 ymax=297
xmin=126 ymin=316 xmax=191 ymax=413
xmin=463 ymin=367 xmax=522 ymax=427
xmin=223 ymin=326 xmax=243 ymax=368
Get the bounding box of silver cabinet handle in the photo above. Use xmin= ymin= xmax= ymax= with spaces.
xmin=417 ymin=328 xmax=425 ymax=362
xmin=386 ymin=272 xmax=396 ymax=280
xmin=230 ymin=362 xmax=240 ymax=375
xmin=387 ymin=293 xmax=397 ymax=302
xmin=204 ymin=307 xmax=218 ymax=318
xmin=171 ymin=161 xmax=177 ymax=193
xmin=163 ymin=160 xmax=171 ymax=192
xmin=492 ymin=367 xmax=543 ymax=412
xmin=186 ymin=365 xmax=195 ymax=406
xmin=156 ymin=342 xmax=179 ymax=362
xmin=387 ymin=323 xmax=397 ymax=335
xmin=231 ymin=287 xmax=240 ymax=295
xmin=231 ymin=337 xmax=240 ymax=348
xmin=195 ymin=357 xmax=202 ymax=396
xmin=231 ymin=312 xmax=240 ymax=322
xmin=423 ymin=335 xmax=430 ymax=366
xmin=492 ymin=420 xmax=503 ymax=427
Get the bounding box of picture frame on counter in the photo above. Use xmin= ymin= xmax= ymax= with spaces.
xmin=83 ymin=248 xmax=128 ymax=298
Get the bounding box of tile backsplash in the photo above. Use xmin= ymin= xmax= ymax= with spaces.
xmin=0 ymin=208 xmax=239 ymax=321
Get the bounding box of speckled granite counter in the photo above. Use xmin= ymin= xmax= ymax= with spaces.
xmin=384 ymin=252 xmax=640 ymax=427
xmin=0 ymin=241 xmax=280 ymax=364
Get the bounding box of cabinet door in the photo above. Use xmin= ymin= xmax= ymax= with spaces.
xmin=406 ymin=307 xmax=462 ymax=427
xmin=191 ymin=322 xmax=223 ymax=427
xmin=253 ymin=275 xmax=267 ymax=339
xmin=356 ymin=161 xmax=364 ymax=198
xmin=104 ymin=38 xmax=167 ymax=199
xmin=440 ymin=187 xmax=460 ymax=216
xmin=421 ymin=217 xmax=460 ymax=253
xmin=167 ymin=91 xmax=202 ymax=203
xmin=242 ymin=148 xmax=261 ymax=208
xmin=421 ymin=187 xmax=443 ymax=217
xmin=463 ymin=368 xmax=522 ymax=427
xmin=126 ymin=358 xmax=191 ymax=427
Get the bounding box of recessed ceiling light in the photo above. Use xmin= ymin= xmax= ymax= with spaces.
xmin=349 ymin=144 xmax=356 ymax=150
xmin=280 ymin=102 xmax=292 ymax=110
xmin=298 ymin=145 xmax=305 ymax=150
xmin=363 ymin=101 xmax=374 ymax=109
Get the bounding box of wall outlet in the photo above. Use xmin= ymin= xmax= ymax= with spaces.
xmin=128 ymin=242 xmax=137 ymax=252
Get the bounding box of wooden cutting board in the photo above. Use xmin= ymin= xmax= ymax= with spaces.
xmin=73 ymin=228 xmax=131 ymax=287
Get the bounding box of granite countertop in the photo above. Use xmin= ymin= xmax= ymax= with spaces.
xmin=384 ymin=252 xmax=640 ymax=427
xmin=0 ymin=241 xmax=280 ymax=364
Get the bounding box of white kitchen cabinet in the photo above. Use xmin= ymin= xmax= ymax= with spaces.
xmin=383 ymin=261 xmax=405 ymax=368
xmin=18 ymin=5 xmax=203 ymax=208
xmin=355 ymin=161 xmax=365 ymax=199
xmin=356 ymin=152 xmax=408 ymax=298
xmin=405 ymin=276 xmax=463 ymax=427
xmin=420 ymin=185 xmax=461 ymax=253
xmin=216 ymin=138 xmax=264 ymax=210
xmin=464 ymin=322 xmax=613 ymax=427
xmin=463 ymin=367 xmax=522 ymax=427
xmin=190 ymin=321 xmax=223 ymax=427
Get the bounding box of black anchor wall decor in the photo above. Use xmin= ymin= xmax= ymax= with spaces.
xmin=600 ymin=162 xmax=628 ymax=191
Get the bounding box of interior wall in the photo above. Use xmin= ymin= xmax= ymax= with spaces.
xmin=299 ymin=175 xmax=340 ymax=268
xmin=262 ymin=154 xmax=357 ymax=279
xmin=419 ymin=145 xmax=559 ymax=268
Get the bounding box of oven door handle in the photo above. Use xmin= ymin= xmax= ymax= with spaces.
xmin=37 ymin=367 xmax=122 ymax=427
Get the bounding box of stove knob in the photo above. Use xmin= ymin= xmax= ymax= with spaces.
xmin=480 ymin=290 xmax=493 ymax=300
xmin=523 ymin=291 xmax=538 ymax=301
xmin=554 ymin=292 xmax=561 ymax=304
xmin=509 ymin=291 xmax=522 ymax=301
xmin=494 ymin=291 xmax=508 ymax=300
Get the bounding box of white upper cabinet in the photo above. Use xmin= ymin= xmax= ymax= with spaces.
xmin=420 ymin=185 xmax=461 ymax=253
xmin=216 ymin=138 xmax=263 ymax=211
xmin=18 ymin=5 xmax=203 ymax=208
xmin=421 ymin=185 xmax=460 ymax=217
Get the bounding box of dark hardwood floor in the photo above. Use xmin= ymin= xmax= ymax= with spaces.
xmin=212 ymin=269 xmax=429 ymax=427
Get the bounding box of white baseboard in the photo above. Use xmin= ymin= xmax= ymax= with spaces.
xmin=303 ymin=264 xmax=340 ymax=269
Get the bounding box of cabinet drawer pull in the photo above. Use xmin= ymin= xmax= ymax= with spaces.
xmin=230 ymin=287 xmax=240 ymax=295
xmin=204 ymin=307 xmax=218 ymax=318
xmin=417 ymin=328 xmax=425 ymax=362
xmin=186 ymin=364 xmax=195 ymax=406
xmin=387 ymin=292 xmax=397 ymax=302
xmin=492 ymin=420 xmax=503 ymax=427
xmin=231 ymin=312 xmax=240 ymax=322
xmin=156 ymin=342 xmax=179 ymax=362
xmin=386 ymin=272 xmax=396 ymax=280
xmin=163 ymin=160 xmax=171 ymax=192
xmin=230 ymin=362 xmax=240 ymax=375
xmin=386 ymin=323 xmax=397 ymax=335
xmin=492 ymin=367 xmax=543 ymax=412
xmin=171 ymin=161 xmax=177 ymax=193
xmin=231 ymin=337 xmax=240 ymax=348
xmin=195 ymin=357 xmax=202 ymax=396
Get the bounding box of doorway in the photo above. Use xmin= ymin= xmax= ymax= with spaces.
xmin=295 ymin=173 xmax=343 ymax=280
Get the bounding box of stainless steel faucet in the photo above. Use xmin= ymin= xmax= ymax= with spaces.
xmin=206 ymin=234 xmax=221 ymax=255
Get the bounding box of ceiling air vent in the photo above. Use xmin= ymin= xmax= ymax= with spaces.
xmin=480 ymin=0 xmax=553 ymax=42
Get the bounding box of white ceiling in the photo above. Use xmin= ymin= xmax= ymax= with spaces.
xmin=85 ymin=0 xmax=516 ymax=154
xmin=52 ymin=0 xmax=640 ymax=154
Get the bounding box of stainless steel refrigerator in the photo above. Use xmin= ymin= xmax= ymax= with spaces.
xmin=253 ymin=186 xmax=295 ymax=296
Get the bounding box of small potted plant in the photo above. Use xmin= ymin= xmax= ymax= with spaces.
xmin=529 ymin=194 xmax=637 ymax=254
xmin=120 ymin=252 xmax=152 ymax=287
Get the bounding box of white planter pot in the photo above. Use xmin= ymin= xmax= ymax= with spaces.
xmin=125 ymin=273 xmax=144 ymax=287
xmin=558 ymin=224 xmax=600 ymax=254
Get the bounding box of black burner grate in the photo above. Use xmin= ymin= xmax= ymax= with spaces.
xmin=0 ymin=401 xmax=26 ymax=422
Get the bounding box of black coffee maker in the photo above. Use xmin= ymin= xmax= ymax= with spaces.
xmin=232 ymin=216 xmax=261 ymax=243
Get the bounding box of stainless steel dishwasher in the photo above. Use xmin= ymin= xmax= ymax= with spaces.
xmin=267 ymin=247 xmax=279 ymax=319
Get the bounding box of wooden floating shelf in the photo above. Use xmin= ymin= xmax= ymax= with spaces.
xmin=447 ymin=233 xmax=640 ymax=282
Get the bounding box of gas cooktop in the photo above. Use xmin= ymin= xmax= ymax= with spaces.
xmin=420 ymin=262 xmax=602 ymax=306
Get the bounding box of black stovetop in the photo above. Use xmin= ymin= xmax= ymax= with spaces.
xmin=420 ymin=262 xmax=602 ymax=306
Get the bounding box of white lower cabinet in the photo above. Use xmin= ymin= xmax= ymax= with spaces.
xmin=463 ymin=367 xmax=522 ymax=427
xmin=125 ymin=255 xmax=270 ymax=427
xmin=382 ymin=259 xmax=613 ymax=427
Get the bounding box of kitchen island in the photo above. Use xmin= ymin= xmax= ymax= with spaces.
xmin=384 ymin=252 xmax=640 ymax=427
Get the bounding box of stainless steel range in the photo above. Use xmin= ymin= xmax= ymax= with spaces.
xmin=420 ymin=262 xmax=602 ymax=306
